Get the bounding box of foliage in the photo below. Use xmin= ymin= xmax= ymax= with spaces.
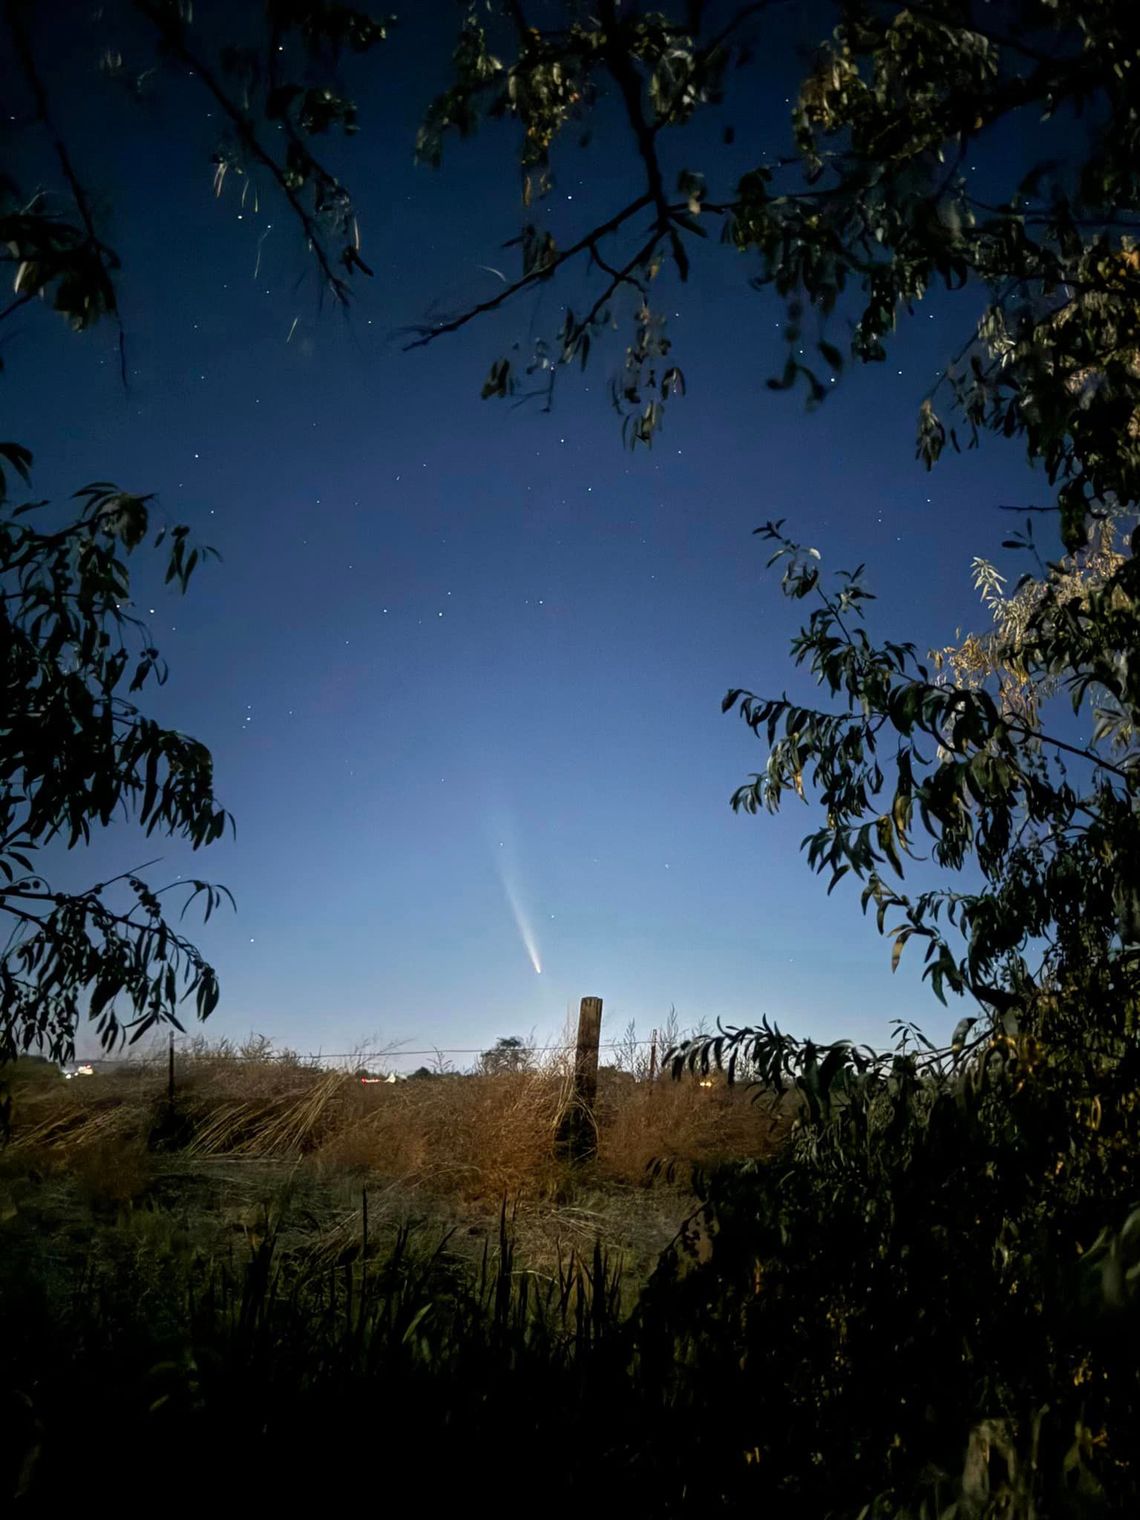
xmin=1 ymin=0 xmax=392 ymax=1062
xmin=0 ymin=1204 xmax=633 ymax=1512
xmin=656 ymin=514 xmax=1140 ymax=1513
xmin=417 ymin=0 xmax=1140 ymax=515
xmin=1 ymin=1087 xmax=1136 ymax=1517
xmin=2 ymin=0 xmax=391 ymax=327
xmin=657 ymin=1015 xmax=1140 ymax=1516
xmin=719 ymin=519 xmax=1140 ymax=1014
xmin=936 ymin=517 xmax=1129 ymax=734
xmin=0 ymin=457 xmax=230 ymax=1063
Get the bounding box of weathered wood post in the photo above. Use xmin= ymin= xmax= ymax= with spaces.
xmin=648 ymin=1028 xmax=658 ymax=1082
xmin=556 ymin=995 xmax=603 ymax=1162
xmin=167 ymin=1029 xmax=176 ymax=1104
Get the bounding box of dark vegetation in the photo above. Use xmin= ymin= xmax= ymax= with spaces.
xmin=3 ymin=2 xmax=1140 ymax=1513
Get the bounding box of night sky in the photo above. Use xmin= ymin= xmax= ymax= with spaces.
xmin=10 ymin=5 xmax=1046 ymax=1065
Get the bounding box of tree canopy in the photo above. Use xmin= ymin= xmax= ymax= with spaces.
xmin=415 ymin=0 xmax=1140 ymax=549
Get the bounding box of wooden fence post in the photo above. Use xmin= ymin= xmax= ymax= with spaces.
xmin=649 ymin=1028 xmax=658 ymax=1082
xmin=556 ymin=995 xmax=603 ymax=1162
xmin=167 ymin=1029 xmax=175 ymax=1104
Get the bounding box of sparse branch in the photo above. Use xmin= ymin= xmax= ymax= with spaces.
xmin=4 ymin=0 xmax=127 ymax=383
xmin=598 ymin=0 xmax=688 ymax=277
xmin=133 ymin=0 xmax=352 ymax=305
xmin=0 ymin=290 xmax=35 ymax=325
xmin=589 ymin=241 xmax=648 ymax=299
xmin=1005 ymin=719 xmax=1133 ymax=784
xmin=400 ymin=191 xmax=654 ymax=350
xmin=580 ymin=229 xmax=661 ymax=328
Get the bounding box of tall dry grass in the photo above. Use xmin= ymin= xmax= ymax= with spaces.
xmin=1 ymin=1044 xmax=790 ymax=1208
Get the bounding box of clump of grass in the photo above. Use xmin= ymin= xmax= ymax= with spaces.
xmin=185 ymin=1069 xmax=345 ymax=1157
xmin=320 ymin=1067 xmax=573 ymax=1198
xmin=6 ymin=1085 xmax=144 ymax=1158
xmin=597 ymin=1070 xmax=789 ymax=1184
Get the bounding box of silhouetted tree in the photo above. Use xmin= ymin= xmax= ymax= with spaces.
xmin=479 ymin=1035 xmax=533 ymax=1075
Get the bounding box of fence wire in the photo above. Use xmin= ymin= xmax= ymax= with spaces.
xmin=66 ymin=1034 xmax=679 ymax=1068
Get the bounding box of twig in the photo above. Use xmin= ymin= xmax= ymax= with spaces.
xmin=599 ymin=0 xmax=688 ymax=277
xmin=579 ymin=230 xmax=660 ymax=330
xmin=400 ymin=191 xmax=654 ymax=350
xmin=134 ymin=0 xmax=352 ymax=306
xmin=5 ymin=0 xmax=128 ymax=385
xmin=0 ymin=290 xmax=35 ymax=325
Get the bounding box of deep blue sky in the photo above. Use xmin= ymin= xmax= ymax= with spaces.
xmin=8 ymin=4 xmax=1047 ymax=1064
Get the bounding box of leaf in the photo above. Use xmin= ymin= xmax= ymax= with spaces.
xmin=0 ymin=441 xmax=34 ymax=501
xmin=88 ymin=974 xmax=121 ymax=1021
xmin=877 ymin=816 xmax=903 ymax=876
xmin=951 ymin=1016 xmax=977 ymax=1052
xmin=891 ymin=928 xmax=911 ymax=971
xmin=818 ymin=339 xmax=844 ymax=372
xmin=817 ymin=1042 xmax=849 ymax=1104
xmin=767 ymin=356 xmax=797 ymax=392
xmin=481 ymin=357 xmax=512 ymax=399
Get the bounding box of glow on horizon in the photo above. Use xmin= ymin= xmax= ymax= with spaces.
xmin=499 ymin=872 xmax=543 ymax=975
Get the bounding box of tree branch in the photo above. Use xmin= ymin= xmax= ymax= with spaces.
xmin=581 ymin=230 xmax=661 ymax=328
xmin=5 ymin=0 xmax=128 ymax=384
xmin=599 ymin=0 xmax=688 ymax=277
xmin=1005 ymin=719 xmax=1133 ymax=784
xmin=0 ymin=290 xmax=35 ymax=325
xmin=134 ymin=0 xmax=352 ymax=305
xmin=399 ymin=191 xmax=654 ymax=350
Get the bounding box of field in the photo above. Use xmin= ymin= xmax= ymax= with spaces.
xmin=0 ymin=1044 xmax=793 ymax=1510
xmin=1 ymin=1044 xmax=788 ymax=1268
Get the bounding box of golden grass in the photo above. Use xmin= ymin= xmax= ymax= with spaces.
xmin=597 ymin=1074 xmax=787 ymax=1181
xmin=0 ymin=1051 xmax=795 ymax=1292
xmin=2 ymin=1049 xmax=790 ymax=1208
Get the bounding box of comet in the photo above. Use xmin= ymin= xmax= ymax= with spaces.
xmin=499 ymin=872 xmax=543 ymax=975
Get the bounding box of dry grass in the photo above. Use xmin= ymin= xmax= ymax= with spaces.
xmin=0 ymin=1049 xmax=792 ymax=1278
xmin=596 ymin=1073 xmax=787 ymax=1181
xmin=318 ymin=1067 xmax=576 ymax=1197
xmin=5 ymin=1056 xmax=785 ymax=1189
